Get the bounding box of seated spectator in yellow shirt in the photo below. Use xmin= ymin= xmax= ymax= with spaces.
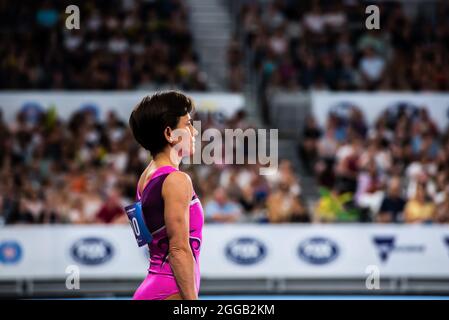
xmin=267 ymin=181 xmax=309 ymax=223
xmin=404 ymin=183 xmax=436 ymax=223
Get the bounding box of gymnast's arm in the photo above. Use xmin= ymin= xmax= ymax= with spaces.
xmin=162 ymin=171 xmax=198 ymax=300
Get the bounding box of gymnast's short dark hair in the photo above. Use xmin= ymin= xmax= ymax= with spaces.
xmin=129 ymin=91 xmax=194 ymax=156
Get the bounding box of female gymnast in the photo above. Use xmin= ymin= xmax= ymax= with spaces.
xmin=129 ymin=91 xmax=203 ymax=300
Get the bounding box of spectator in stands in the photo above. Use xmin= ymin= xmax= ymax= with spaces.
xmin=359 ymin=138 xmax=392 ymax=176
xmin=303 ymin=3 xmax=326 ymax=35
xmin=315 ymin=187 xmax=355 ymax=223
xmin=0 ymin=109 xmax=9 ymax=167
xmin=265 ymin=159 xmax=301 ymax=196
xmin=337 ymin=52 xmax=360 ymax=90
xmin=314 ymin=117 xmax=339 ymax=188
xmin=267 ymin=178 xmax=309 ymax=223
xmin=95 ymin=187 xmax=126 ymax=224
xmin=377 ymin=176 xmax=406 ymax=223
xmin=404 ymin=183 xmax=436 ymax=223
xmin=269 ymin=26 xmax=288 ymax=57
xmin=359 ymin=46 xmax=386 ymax=90
xmin=355 ymin=159 xmax=386 ymax=215
xmin=0 ymin=181 xmax=19 ymax=225
xmin=66 ymin=198 xmax=87 ymax=224
xmin=298 ymin=115 xmax=322 ymax=174
xmin=334 ymin=134 xmax=362 ymax=194
xmin=44 ymin=186 xmax=71 ymax=224
xmin=435 ymin=186 xmax=449 ymax=224
xmin=80 ymin=179 xmax=104 ymax=223
xmin=434 ymin=171 xmax=448 ymax=205
xmin=204 ymin=187 xmax=243 ymax=223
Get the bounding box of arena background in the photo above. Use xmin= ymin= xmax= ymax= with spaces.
xmin=1 ymin=0 xmax=449 ymax=299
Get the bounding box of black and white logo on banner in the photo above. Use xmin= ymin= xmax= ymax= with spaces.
xmin=71 ymin=237 xmax=114 ymax=266
xmin=225 ymin=237 xmax=267 ymax=265
xmin=373 ymin=236 xmax=424 ymax=263
xmin=298 ymin=237 xmax=339 ymax=265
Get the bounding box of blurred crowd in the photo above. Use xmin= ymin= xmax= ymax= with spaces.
xmin=232 ymin=0 xmax=449 ymax=92
xmin=1 ymin=104 xmax=448 ymax=225
xmin=0 ymin=107 xmax=309 ymax=225
xmin=1 ymin=0 xmax=449 ymax=225
xmin=2 ymin=0 xmax=448 ymax=93
xmin=0 ymin=0 xmax=207 ymax=90
xmin=299 ymin=105 xmax=449 ymax=224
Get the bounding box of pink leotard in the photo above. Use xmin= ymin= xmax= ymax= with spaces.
xmin=132 ymin=165 xmax=204 ymax=300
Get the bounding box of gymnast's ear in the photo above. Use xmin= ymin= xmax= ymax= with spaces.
xmin=164 ymin=126 xmax=173 ymax=144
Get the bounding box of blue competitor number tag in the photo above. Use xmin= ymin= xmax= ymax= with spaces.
xmin=125 ymin=202 xmax=153 ymax=247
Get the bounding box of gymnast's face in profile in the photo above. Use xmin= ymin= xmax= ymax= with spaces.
xmin=167 ymin=113 xmax=198 ymax=158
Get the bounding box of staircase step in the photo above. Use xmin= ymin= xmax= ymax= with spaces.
xmin=187 ymin=0 xmax=232 ymax=90
xmin=189 ymin=0 xmax=220 ymax=3
xmin=192 ymin=23 xmax=230 ymax=28
xmin=194 ymin=34 xmax=230 ymax=41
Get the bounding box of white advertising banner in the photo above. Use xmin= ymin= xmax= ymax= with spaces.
xmin=201 ymin=224 xmax=449 ymax=279
xmin=0 ymin=225 xmax=148 ymax=280
xmin=311 ymin=91 xmax=449 ymax=130
xmin=0 ymin=91 xmax=244 ymax=122
xmin=0 ymin=225 xmax=449 ymax=280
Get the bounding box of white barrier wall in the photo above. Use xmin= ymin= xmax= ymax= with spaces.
xmin=311 ymin=91 xmax=449 ymax=130
xmin=1 ymin=225 xmax=449 ymax=280
xmin=0 ymin=91 xmax=244 ymax=122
